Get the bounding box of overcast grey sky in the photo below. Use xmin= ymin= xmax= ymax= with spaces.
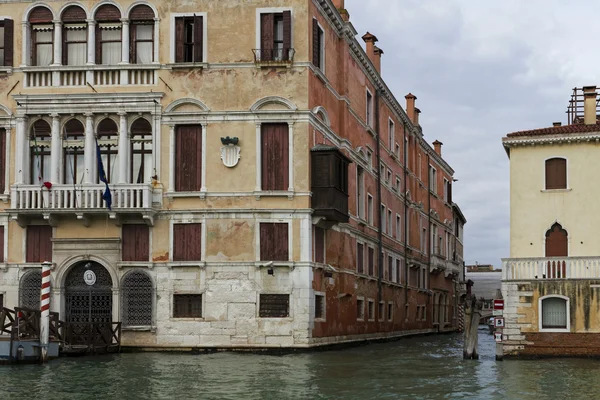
xmin=345 ymin=0 xmax=596 ymax=268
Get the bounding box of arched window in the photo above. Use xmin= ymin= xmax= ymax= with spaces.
xmin=130 ymin=118 xmax=152 ymax=183
xmin=129 ymin=5 xmax=155 ymax=64
xmin=20 ymin=270 xmax=41 ymax=310
xmin=97 ymin=118 xmax=119 ymax=183
xmin=541 ymin=296 xmax=568 ymax=331
xmin=61 ymin=6 xmax=87 ymax=65
xmin=95 ymin=4 xmax=122 ymax=65
xmin=30 ymin=120 xmax=51 ymax=184
xmin=545 ymin=222 xmax=568 ymax=278
xmin=121 ymin=270 xmax=153 ymax=326
xmin=545 ymin=158 xmax=567 ymax=190
xmin=63 ymin=119 xmax=85 ymax=184
xmin=29 ymin=7 xmax=54 ymax=66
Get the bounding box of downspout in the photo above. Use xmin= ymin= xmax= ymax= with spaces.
xmin=403 ymin=125 xmax=408 ymax=307
xmin=375 ymin=89 xmax=383 ymax=305
xmin=427 ymin=152 xmax=432 ymax=327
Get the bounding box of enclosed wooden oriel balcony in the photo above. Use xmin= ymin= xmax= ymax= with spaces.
xmin=311 ymin=145 xmax=351 ymax=224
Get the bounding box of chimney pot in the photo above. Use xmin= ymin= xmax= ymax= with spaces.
xmin=414 ymin=107 xmax=421 ymax=126
xmin=583 ymin=86 xmax=598 ymax=125
xmin=372 ymin=46 xmax=383 ymax=74
xmin=553 ymin=122 xmax=562 ymax=127
xmin=433 ymin=140 xmax=443 ymax=156
xmin=332 ymin=0 xmax=345 ymax=9
xmin=405 ymin=93 xmax=417 ymax=124
xmin=361 ymin=32 xmax=379 ymax=73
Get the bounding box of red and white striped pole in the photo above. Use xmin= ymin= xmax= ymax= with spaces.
xmin=40 ymin=261 xmax=52 ymax=363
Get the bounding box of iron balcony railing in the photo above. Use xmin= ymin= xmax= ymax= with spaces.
xmin=252 ymin=48 xmax=295 ymax=64
xmin=502 ymin=256 xmax=600 ymax=280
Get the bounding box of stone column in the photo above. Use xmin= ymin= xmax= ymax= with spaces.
xmin=84 ymin=113 xmax=95 ymax=184
xmin=21 ymin=22 xmax=30 ymax=67
xmin=255 ymin=123 xmax=261 ymax=192
xmin=52 ymin=21 xmax=62 ymax=66
xmin=121 ymin=19 xmax=130 ymax=64
xmin=50 ymin=114 xmax=61 ymax=183
xmin=153 ymin=18 xmax=160 ymax=63
xmin=3 ymin=126 xmax=10 ymax=194
xmin=288 ymin=122 xmax=294 ymax=192
xmin=15 ymin=117 xmax=26 ymax=184
xmin=118 ymin=112 xmax=128 ymax=183
xmin=201 ymin=124 xmax=207 ymax=192
xmin=168 ymin=125 xmax=175 ymax=192
xmin=87 ymin=20 xmax=96 ymax=65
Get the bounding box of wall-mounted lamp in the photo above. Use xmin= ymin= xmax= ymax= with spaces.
xmin=220 ymin=136 xmax=239 ymax=146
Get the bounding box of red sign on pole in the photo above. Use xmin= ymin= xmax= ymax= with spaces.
xmin=494 ymin=299 xmax=504 ymax=310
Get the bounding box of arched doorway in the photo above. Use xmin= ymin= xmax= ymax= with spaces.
xmin=64 ymin=261 xmax=113 ymax=324
xmin=545 ymin=223 xmax=567 ymax=278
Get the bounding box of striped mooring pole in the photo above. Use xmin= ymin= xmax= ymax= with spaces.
xmin=40 ymin=261 xmax=52 ymax=363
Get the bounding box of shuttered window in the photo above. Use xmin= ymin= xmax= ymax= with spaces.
xmin=175 ymin=125 xmax=202 ymax=191
xmin=542 ymin=297 xmax=567 ymax=329
xmin=0 ymin=226 xmax=4 ymax=262
xmin=260 ymin=223 xmax=288 ymax=261
xmin=312 ymin=19 xmax=324 ymax=70
xmin=129 ymin=5 xmax=155 ymax=64
xmin=173 ymin=294 xmax=202 ymax=318
xmin=260 ymin=11 xmax=291 ymax=61
xmin=0 ymin=19 xmax=14 ymax=66
xmin=0 ymin=128 xmax=4 ymax=191
xmin=95 ymin=5 xmax=122 ymax=65
xmin=368 ymin=247 xmax=374 ymax=275
xmin=261 ymin=123 xmax=289 ymax=191
xmin=357 ymin=243 xmax=364 ymax=273
xmin=26 ymin=225 xmax=52 ymax=263
xmin=175 ymin=16 xmax=203 ymax=63
xmin=122 ymin=224 xmax=149 ymax=262
xmin=388 ymin=256 xmax=393 ymax=281
xmin=545 ymin=158 xmax=567 ymax=190
xmin=173 ymin=223 xmax=202 ymax=261
xmin=259 ymin=294 xmax=289 ymax=318
xmin=314 ymin=226 xmax=325 ymax=263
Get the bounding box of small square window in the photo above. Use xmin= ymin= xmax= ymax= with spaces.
xmin=315 ymin=294 xmax=325 ymax=320
xmin=259 ymin=294 xmax=289 ymax=318
xmin=388 ymin=302 xmax=393 ymax=321
xmin=368 ymin=300 xmax=375 ymax=321
xmin=357 ymin=298 xmax=365 ymax=320
xmin=173 ymin=294 xmax=202 ymax=318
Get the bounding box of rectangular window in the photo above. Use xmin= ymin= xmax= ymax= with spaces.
xmin=357 ymin=298 xmax=365 ymax=320
xmin=173 ymin=294 xmax=202 ymax=318
xmin=261 ymin=123 xmax=289 ymax=191
xmin=380 ymin=204 xmax=386 ymax=233
xmin=395 ymin=143 xmax=400 ymax=159
xmin=357 ymin=242 xmax=364 ymax=274
xmin=0 ymin=293 xmax=3 ymax=309
xmin=387 ymin=169 xmax=392 ymax=184
xmin=395 ymin=176 xmax=401 ymax=192
xmin=173 ymin=223 xmax=202 ymax=261
xmin=175 ymin=125 xmax=202 ymax=192
xmin=122 ymin=224 xmax=150 ymax=261
xmin=131 ymin=23 xmax=153 ymax=63
xmin=314 ymin=226 xmax=325 ymax=263
xmin=404 ymin=138 xmax=409 ymax=166
xmin=312 ymin=19 xmax=324 ymax=70
xmin=175 ymin=16 xmax=203 ymax=63
xmin=26 ymin=225 xmax=52 ymax=263
xmin=396 ymin=259 xmax=402 ymax=284
xmin=418 ymin=154 xmax=422 ymax=180
xmin=0 ymin=19 xmax=14 ymax=66
xmin=260 ymin=11 xmax=292 ymax=61
xmin=429 ymin=165 xmax=437 ymax=193
xmin=357 ymin=166 xmax=365 ymax=219
xmin=388 ymin=210 xmax=393 ymax=235
xmin=545 ymin=158 xmax=567 ymax=190
xmin=33 ymin=26 xmax=53 ymax=66
xmin=367 ymin=194 xmax=374 ymax=224
xmin=421 ymin=227 xmax=427 ymax=252
xmin=0 ymin=226 xmax=4 ymax=262
xmin=396 ymin=214 xmax=401 ymax=240
xmin=0 ymin=128 xmax=5 ymax=191
xmin=315 ymin=294 xmax=325 ymax=320
xmin=260 ymin=223 xmax=289 ymax=261
xmin=368 ymin=300 xmax=375 ymax=321
xmin=64 ymin=26 xmax=87 ymax=65
xmin=366 ymin=90 xmax=373 ymax=127
xmin=388 ymin=119 xmax=395 ymax=150
xmin=378 ymin=301 xmax=384 ymax=321
xmin=368 ymin=247 xmax=374 ymax=276
xmin=542 ymin=297 xmax=567 ymax=329
xmin=388 ymin=256 xmax=393 ymax=281
xmin=366 ymin=149 xmax=373 ymax=168
xmin=99 ymin=25 xmax=121 ymax=65
xmin=259 ymin=294 xmax=289 ymax=317
xmin=388 ymin=302 xmax=393 ymax=321
xmin=443 ymin=178 xmax=449 ymax=202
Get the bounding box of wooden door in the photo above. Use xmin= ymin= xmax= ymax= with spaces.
xmin=545 ymin=223 xmax=567 ymax=278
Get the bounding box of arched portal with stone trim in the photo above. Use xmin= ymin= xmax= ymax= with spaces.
xmin=64 ymin=261 xmax=113 ymax=324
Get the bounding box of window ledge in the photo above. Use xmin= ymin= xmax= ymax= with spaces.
xmin=122 ymin=326 xmax=156 ymax=333
xmin=253 ymin=190 xmax=294 ymax=199
xmin=168 ymin=62 xmax=207 ymax=70
xmin=167 ymin=262 xmax=206 ymax=269
xmin=117 ymin=262 xmax=154 ymax=269
xmin=171 ymin=317 xmax=205 ymax=321
xmin=0 ymin=67 xmax=12 ymax=75
xmin=165 ymin=191 xmax=207 ymax=199
xmin=0 ymin=194 xmax=8 ymax=204
xmin=255 ymin=261 xmax=295 ymax=270
xmin=541 ymin=188 xmax=572 ymax=193
xmin=539 ymin=328 xmax=569 ymax=333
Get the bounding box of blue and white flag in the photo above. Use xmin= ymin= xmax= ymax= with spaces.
xmin=95 ymin=139 xmax=112 ymax=210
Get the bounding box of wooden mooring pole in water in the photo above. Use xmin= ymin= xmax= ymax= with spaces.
xmin=463 ymin=294 xmax=483 ymax=360
xmin=39 ymin=261 xmax=52 ymax=364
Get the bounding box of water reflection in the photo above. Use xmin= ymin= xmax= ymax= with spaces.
xmin=2 ymin=331 xmax=600 ymax=399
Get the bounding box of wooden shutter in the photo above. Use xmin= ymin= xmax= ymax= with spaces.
xmin=62 ymin=6 xmax=86 ymax=22
xmin=357 ymin=243 xmax=364 ymax=273
xmin=175 ymin=18 xmax=184 ymax=62
xmin=95 ymin=24 xmax=102 ymax=64
xmin=0 ymin=226 xmax=4 ymax=262
xmin=312 ymin=18 xmax=320 ymax=67
xmin=314 ymin=226 xmax=325 ymax=263
xmin=173 ymin=223 xmax=202 ymax=261
xmin=3 ymin=19 xmax=13 ymax=66
xmin=282 ymin=11 xmax=291 ymax=61
xmin=448 ymin=181 xmax=452 ymax=203
xmin=95 ymin=5 xmax=121 ymax=21
xmin=545 ymin=158 xmax=566 ymax=189
xmin=62 ymin=25 xmax=68 ymax=65
xmin=26 ymin=225 xmax=52 ymax=263
xmin=122 ymin=224 xmax=149 ymax=261
xmin=261 ymin=123 xmax=289 ymax=191
xmin=0 ymin=128 xmax=4 ymax=191
xmin=129 ymin=5 xmax=154 ymax=20
xmin=368 ymin=247 xmax=374 ymax=275
xmin=260 ymin=223 xmax=288 ymax=261
xmin=29 ymin=7 xmax=52 ymax=23
xmin=545 ymin=223 xmax=568 ymax=257
xmin=175 ymin=125 xmax=202 ymax=191
xmin=129 ymin=24 xmax=136 ymax=63
xmin=193 ymin=15 xmax=203 ymax=62
xmin=260 ymin=13 xmax=274 ymax=61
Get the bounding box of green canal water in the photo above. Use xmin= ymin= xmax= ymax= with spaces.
xmin=1 ymin=330 xmax=599 ymax=399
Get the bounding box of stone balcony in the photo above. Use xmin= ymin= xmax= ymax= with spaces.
xmin=22 ymin=64 xmax=159 ymax=88
xmin=431 ymin=253 xmax=462 ymax=278
xmin=502 ymin=257 xmax=600 ymax=280
xmin=9 ymin=183 xmax=161 ymax=226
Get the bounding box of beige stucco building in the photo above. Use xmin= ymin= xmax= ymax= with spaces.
xmin=502 ymin=86 xmax=600 ymax=357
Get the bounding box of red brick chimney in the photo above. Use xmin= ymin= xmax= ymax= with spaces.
xmin=433 ymin=140 xmax=443 ymax=156
xmin=373 ymin=46 xmax=383 ymax=74
xmin=583 ymin=86 xmax=597 ymax=125
xmin=361 ymin=32 xmax=379 ymax=71
xmin=405 ymin=93 xmax=417 ymax=124
xmin=332 ymin=0 xmax=350 ymax=21
xmin=332 ymin=0 xmax=345 ymax=8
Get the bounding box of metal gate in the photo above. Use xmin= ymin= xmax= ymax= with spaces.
xmin=64 ymin=262 xmax=113 ymax=345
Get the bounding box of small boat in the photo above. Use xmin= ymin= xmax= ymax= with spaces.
xmin=488 ymin=317 xmax=495 ymax=334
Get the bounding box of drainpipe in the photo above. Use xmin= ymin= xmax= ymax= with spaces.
xmin=375 ymin=89 xmax=383 ymax=306
xmin=427 ymin=152 xmax=432 ymax=325
xmin=403 ymin=125 xmax=409 ymax=307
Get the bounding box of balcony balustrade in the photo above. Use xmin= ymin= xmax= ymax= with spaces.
xmin=502 ymin=257 xmax=600 ymax=280
xmin=252 ymin=48 xmax=295 ymax=66
xmin=23 ymin=64 xmax=158 ymax=88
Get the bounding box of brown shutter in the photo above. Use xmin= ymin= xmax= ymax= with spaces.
xmin=129 ymin=5 xmax=155 ymax=20
xmin=282 ymin=11 xmax=292 ymax=61
xmin=357 ymin=243 xmax=363 ymax=273
xmin=31 ymin=27 xmax=37 ymax=66
xmin=95 ymin=5 xmax=121 ymax=21
xmin=29 ymin=7 xmax=52 ymax=23
xmin=545 ymin=223 xmax=568 ymax=257
xmin=368 ymin=247 xmax=374 ymax=275
xmin=261 ymin=123 xmax=289 ymax=191
xmin=129 ymin=24 xmax=137 ymax=64
xmin=62 ymin=25 xmax=68 ymax=65
xmin=175 ymin=125 xmax=202 ymax=192
xmin=312 ymin=18 xmax=320 ymax=67
xmin=27 ymin=225 xmax=52 ymax=263
xmin=95 ymin=24 xmax=102 ymax=64
xmin=62 ymin=6 xmax=86 ymax=22
xmin=0 ymin=226 xmax=4 ymax=262
xmin=448 ymin=181 xmax=452 ymax=203
xmin=314 ymin=226 xmax=324 ymax=263
xmin=260 ymin=223 xmax=288 ymax=261
xmin=193 ymin=15 xmax=203 ymax=62
xmin=175 ymin=17 xmax=184 ymax=63
xmin=122 ymin=224 xmax=149 ymax=261
xmin=0 ymin=128 xmax=5 ymax=190
xmin=545 ymin=158 xmax=567 ymax=189
xmin=260 ymin=13 xmax=274 ymax=61
xmin=173 ymin=223 xmax=202 ymax=261
xmin=260 ymin=223 xmax=274 ymax=261
xmin=4 ymin=19 xmax=13 ymax=67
